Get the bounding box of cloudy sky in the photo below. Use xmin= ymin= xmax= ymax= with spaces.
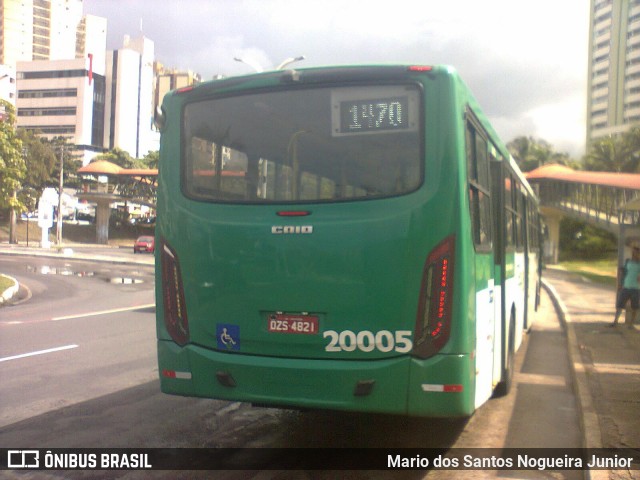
xmin=84 ymin=0 xmax=589 ymax=157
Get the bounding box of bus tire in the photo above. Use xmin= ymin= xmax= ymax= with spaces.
xmin=493 ymin=312 xmax=515 ymax=398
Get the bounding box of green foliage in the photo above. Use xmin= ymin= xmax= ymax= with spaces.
xmin=17 ymin=129 xmax=57 ymax=189
xmin=0 ymin=274 xmax=15 ymax=293
xmin=143 ymin=150 xmax=159 ymax=169
xmin=46 ymin=136 xmax=80 ymax=188
xmin=559 ymin=217 xmax=617 ymax=260
xmin=92 ymin=148 xmax=158 ymax=169
xmin=559 ymin=258 xmax=616 ymax=286
xmin=94 ymin=148 xmax=146 ymax=169
xmin=507 ymin=136 xmax=572 ymax=172
xmin=585 ymin=127 xmax=640 ymax=173
xmin=0 ymin=101 xmax=26 ymax=212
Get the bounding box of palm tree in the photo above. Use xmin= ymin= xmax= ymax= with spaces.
xmin=507 ymin=136 xmax=554 ymax=172
xmin=585 ymin=135 xmax=631 ymax=172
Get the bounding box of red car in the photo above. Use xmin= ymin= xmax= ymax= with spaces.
xmin=133 ymin=235 xmax=155 ymax=253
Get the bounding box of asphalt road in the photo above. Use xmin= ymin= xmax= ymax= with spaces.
xmin=0 ymin=255 xmax=584 ymax=479
xmin=0 ymin=256 xmax=156 ymax=428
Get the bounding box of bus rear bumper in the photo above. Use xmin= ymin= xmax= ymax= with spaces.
xmin=157 ymin=340 xmax=474 ymax=417
xmin=407 ymin=355 xmax=475 ymax=417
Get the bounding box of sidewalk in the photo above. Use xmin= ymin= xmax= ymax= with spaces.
xmin=543 ymin=267 xmax=640 ymax=479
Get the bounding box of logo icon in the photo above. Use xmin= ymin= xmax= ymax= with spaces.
xmin=8 ymin=450 xmax=39 ymax=468
xmin=271 ymin=225 xmax=313 ymax=234
xmin=216 ymin=324 xmax=240 ymax=351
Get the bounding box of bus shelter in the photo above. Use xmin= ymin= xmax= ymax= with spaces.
xmin=77 ymin=160 xmax=157 ymax=244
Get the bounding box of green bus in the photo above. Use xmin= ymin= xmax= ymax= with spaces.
xmin=155 ymin=65 xmax=542 ymax=417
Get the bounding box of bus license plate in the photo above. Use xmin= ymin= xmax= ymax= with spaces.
xmin=268 ymin=314 xmax=319 ymax=334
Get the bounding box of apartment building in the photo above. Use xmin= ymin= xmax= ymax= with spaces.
xmin=0 ymin=64 xmax=16 ymax=106
xmin=16 ymin=57 xmax=106 ymax=164
xmin=155 ymin=66 xmax=201 ymax=110
xmin=4 ymin=0 xmax=196 ymax=162
xmin=0 ymin=0 xmax=85 ymax=65
xmin=587 ymin=0 xmax=640 ymax=144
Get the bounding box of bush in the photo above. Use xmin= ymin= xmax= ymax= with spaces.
xmin=559 ymin=218 xmax=617 ymax=260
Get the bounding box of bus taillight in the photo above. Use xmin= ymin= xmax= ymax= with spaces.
xmin=408 ymin=65 xmax=433 ymax=72
xmin=161 ymin=240 xmax=189 ymax=346
xmin=413 ymin=235 xmax=455 ymax=359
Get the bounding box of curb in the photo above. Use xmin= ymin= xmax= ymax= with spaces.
xmin=0 ymin=274 xmax=19 ymax=305
xmin=542 ymin=279 xmax=608 ymax=480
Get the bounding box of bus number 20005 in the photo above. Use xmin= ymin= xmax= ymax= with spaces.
xmin=323 ymin=330 xmax=413 ymax=353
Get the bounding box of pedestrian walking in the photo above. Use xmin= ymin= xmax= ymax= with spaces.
xmin=611 ymin=246 xmax=640 ymax=328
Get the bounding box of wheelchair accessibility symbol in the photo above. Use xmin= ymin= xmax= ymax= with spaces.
xmin=216 ymin=324 xmax=240 ymax=351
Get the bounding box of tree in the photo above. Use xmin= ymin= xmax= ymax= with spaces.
xmin=0 ymin=101 xmax=26 ymax=243
xmin=142 ymin=150 xmax=159 ymax=169
xmin=507 ymin=136 xmax=560 ymax=172
xmin=16 ymin=128 xmax=57 ymax=190
xmin=584 ymin=134 xmax=634 ymax=172
xmin=93 ymin=147 xmax=146 ymax=169
xmin=622 ymin=126 xmax=640 ymax=171
xmin=46 ymin=136 xmax=81 ymax=189
xmin=583 ymin=127 xmax=640 ymax=173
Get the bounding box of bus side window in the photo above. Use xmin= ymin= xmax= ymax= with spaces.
xmin=466 ymin=120 xmax=492 ymax=249
xmin=505 ymin=175 xmax=515 ymax=249
xmin=516 ymin=190 xmax=526 ymax=250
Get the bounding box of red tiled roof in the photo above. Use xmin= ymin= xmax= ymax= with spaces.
xmin=118 ymin=168 xmax=158 ymax=176
xmin=526 ymin=164 xmax=640 ymax=190
xmin=78 ymin=160 xmax=122 ymax=175
xmin=78 ymin=160 xmax=157 ymax=177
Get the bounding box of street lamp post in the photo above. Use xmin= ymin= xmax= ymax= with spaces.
xmin=276 ymin=55 xmax=305 ymax=70
xmin=9 ymin=191 xmax=17 ymax=244
xmin=233 ymin=55 xmax=306 ymax=73
xmin=21 ymin=147 xmax=29 ymax=247
xmin=233 ymin=57 xmax=264 ymax=73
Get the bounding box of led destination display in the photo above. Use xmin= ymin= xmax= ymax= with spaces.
xmin=331 ymin=85 xmax=419 ymax=137
xmin=339 ymin=96 xmax=409 ymax=134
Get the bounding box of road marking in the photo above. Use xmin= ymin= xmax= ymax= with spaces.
xmin=51 ymin=303 xmax=155 ymax=321
xmin=593 ymin=362 xmax=640 ymax=375
xmin=0 ymin=344 xmax=78 ymax=363
xmin=517 ymin=372 xmax=566 ymax=387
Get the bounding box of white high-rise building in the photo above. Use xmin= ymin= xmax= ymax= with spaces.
xmin=0 ymin=0 xmax=87 ymax=65
xmin=104 ymin=35 xmax=159 ymax=159
xmin=5 ymin=0 xmax=161 ymax=161
xmin=76 ymin=14 xmax=107 ymax=75
xmin=1 ymin=0 xmax=34 ymax=66
xmin=587 ymin=0 xmax=640 ymax=145
xmin=0 ymin=0 xmax=107 ymax=123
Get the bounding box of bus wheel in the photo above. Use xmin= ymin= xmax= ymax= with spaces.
xmin=493 ymin=313 xmax=515 ymax=398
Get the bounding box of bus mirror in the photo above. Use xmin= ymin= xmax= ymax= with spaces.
xmin=154 ymin=105 xmax=166 ymax=131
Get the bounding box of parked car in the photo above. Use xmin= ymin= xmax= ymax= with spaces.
xmin=133 ymin=235 xmax=155 ymax=254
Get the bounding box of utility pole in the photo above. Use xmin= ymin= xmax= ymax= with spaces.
xmin=9 ymin=191 xmax=17 ymax=244
xmin=56 ymin=144 xmax=64 ymax=245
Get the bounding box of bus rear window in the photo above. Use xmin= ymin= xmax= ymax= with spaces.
xmin=182 ymin=84 xmax=422 ymax=203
